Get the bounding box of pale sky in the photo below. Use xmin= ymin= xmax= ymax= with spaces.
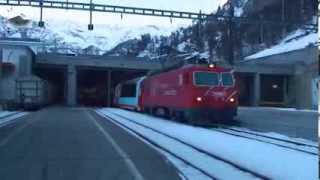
xmin=0 ymin=0 xmax=227 ymax=27
xmin=76 ymin=0 xmax=227 ymax=13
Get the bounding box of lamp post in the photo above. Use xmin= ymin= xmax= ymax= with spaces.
xmin=228 ymin=0 xmax=234 ymax=65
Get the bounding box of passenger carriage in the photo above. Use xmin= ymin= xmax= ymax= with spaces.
xmin=114 ymin=77 xmax=145 ymax=111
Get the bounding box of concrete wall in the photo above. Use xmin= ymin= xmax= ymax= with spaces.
xmin=288 ymin=63 xmax=319 ymax=109
xmin=0 ymin=45 xmax=34 ymax=102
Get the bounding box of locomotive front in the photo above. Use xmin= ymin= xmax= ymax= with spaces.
xmin=185 ymin=64 xmax=238 ymax=122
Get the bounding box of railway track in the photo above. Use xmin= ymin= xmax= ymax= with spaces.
xmin=208 ymin=124 xmax=318 ymax=156
xmin=96 ymin=109 xmax=270 ymax=180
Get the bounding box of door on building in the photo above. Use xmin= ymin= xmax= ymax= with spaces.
xmin=236 ymin=73 xmax=254 ymax=106
xmin=260 ymin=75 xmax=286 ymax=106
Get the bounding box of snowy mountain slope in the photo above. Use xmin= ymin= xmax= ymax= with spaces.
xmin=245 ymin=29 xmax=317 ymax=60
xmin=0 ymin=1 xmax=227 ymax=54
xmin=234 ymin=0 xmax=248 ymax=17
xmin=0 ymin=14 xmax=180 ymax=53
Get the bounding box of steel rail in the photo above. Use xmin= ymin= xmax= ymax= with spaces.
xmin=211 ymin=128 xmax=317 ymax=156
xmin=216 ymin=126 xmax=318 ymax=149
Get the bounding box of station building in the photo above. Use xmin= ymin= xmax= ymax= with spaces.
xmin=0 ymin=42 xmax=36 ymax=109
xmin=235 ymin=46 xmax=318 ymax=110
xmin=0 ymin=39 xmax=157 ymax=109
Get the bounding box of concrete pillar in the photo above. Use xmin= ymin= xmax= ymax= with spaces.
xmin=107 ymin=70 xmax=112 ymax=107
xmin=0 ymin=48 xmax=2 ymax=106
xmin=67 ymin=65 xmax=77 ymax=106
xmin=0 ymin=48 xmax=2 ymax=79
xmin=252 ymin=73 xmax=261 ymax=106
xmin=283 ymin=76 xmax=288 ymax=106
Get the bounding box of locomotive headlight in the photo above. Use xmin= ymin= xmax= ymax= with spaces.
xmin=229 ymin=98 xmax=235 ymax=103
xmin=196 ymin=97 xmax=203 ymax=102
xmin=209 ymin=64 xmax=215 ymax=68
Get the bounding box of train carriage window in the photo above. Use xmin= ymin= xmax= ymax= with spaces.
xmin=194 ymin=72 xmax=219 ymax=86
xmin=221 ymin=73 xmax=234 ymax=86
xmin=121 ymin=84 xmax=136 ymax=97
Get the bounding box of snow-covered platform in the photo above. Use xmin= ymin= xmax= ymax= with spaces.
xmin=97 ymin=108 xmax=318 ymax=180
xmin=237 ymin=107 xmax=318 ymax=141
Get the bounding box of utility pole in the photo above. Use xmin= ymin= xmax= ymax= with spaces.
xmin=38 ymin=0 xmax=44 ymax=27
xmin=281 ymin=0 xmax=286 ymax=37
xmin=198 ymin=10 xmax=203 ymax=62
xmin=0 ymin=49 xmax=2 ymax=108
xmin=228 ymin=0 xmax=234 ymax=65
xmin=88 ymin=0 xmax=94 ymax=30
xmin=300 ymin=0 xmax=304 ymax=22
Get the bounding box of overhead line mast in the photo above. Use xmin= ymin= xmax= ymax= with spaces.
xmin=0 ymin=0 xmax=316 ymax=27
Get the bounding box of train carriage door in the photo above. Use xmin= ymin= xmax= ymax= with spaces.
xmin=136 ymin=77 xmax=145 ymax=111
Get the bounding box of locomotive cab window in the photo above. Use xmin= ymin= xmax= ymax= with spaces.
xmin=120 ymin=84 xmax=136 ymax=97
xmin=221 ymin=73 xmax=234 ymax=86
xmin=194 ymin=72 xmax=219 ymax=86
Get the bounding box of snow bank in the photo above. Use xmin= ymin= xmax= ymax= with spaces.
xmin=98 ymin=108 xmax=318 ymax=180
xmin=239 ymin=106 xmax=318 ymax=114
xmin=0 ymin=111 xmax=16 ymax=118
xmin=0 ymin=111 xmax=27 ymax=127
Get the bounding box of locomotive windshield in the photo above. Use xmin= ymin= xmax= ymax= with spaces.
xmin=194 ymin=72 xmax=219 ymax=86
xmin=221 ymin=73 xmax=234 ymax=86
xmin=194 ymin=72 xmax=234 ymax=87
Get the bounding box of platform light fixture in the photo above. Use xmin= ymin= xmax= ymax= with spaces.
xmin=38 ymin=21 xmax=45 ymax=27
xmin=88 ymin=24 xmax=94 ymax=30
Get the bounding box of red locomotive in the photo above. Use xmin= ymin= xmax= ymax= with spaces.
xmin=114 ymin=64 xmax=238 ymax=124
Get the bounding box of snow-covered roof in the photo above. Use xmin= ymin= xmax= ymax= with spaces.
xmin=245 ymin=29 xmax=318 ymax=60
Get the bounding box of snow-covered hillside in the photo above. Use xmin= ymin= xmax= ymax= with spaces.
xmin=0 ymin=14 xmax=179 ymax=54
xmin=245 ymin=29 xmax=317 ymax=60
